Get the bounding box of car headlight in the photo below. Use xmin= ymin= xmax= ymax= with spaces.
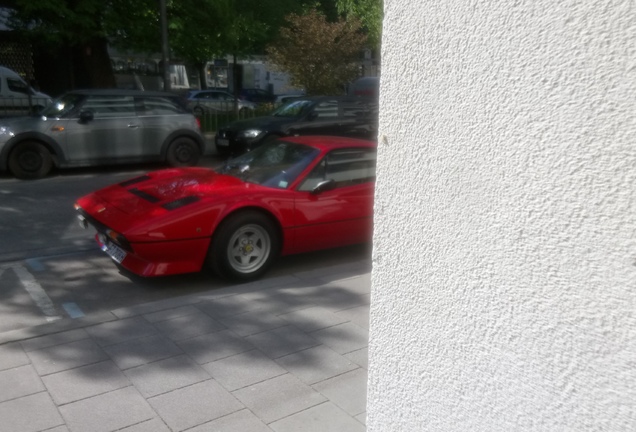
xmin=237 ymin=129 xmax=262 ymax=139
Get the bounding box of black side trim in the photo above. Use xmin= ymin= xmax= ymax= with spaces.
xmin=162 ymin=195 xmax=200 ymax=210
xmin=129 ymin=188 xmax=160 ymax=203
xmin=119 ymin=175 xmax=151 ymax=187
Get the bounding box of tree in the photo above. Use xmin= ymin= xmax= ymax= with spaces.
xmin=266 ymin=8 xmax=368 ymax=95
xmin=335 ymin=0 xmax=382 ymax=47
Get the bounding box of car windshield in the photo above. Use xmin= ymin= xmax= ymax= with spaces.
xmin=271 ymin=99 xmax=313 ymax=117
xmin=218 ymin=140 xmax=320 ymax=189
xmin=40 ymin=93 xmax=84 ymax=118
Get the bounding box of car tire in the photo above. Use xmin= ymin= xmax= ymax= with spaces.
xmin=8 ymin=141 xmax=53 ymax=180
xmin=207 ymin=210 xmax=280 ymax=281
xmin=166 ymin=137 xmax=201 ymax=167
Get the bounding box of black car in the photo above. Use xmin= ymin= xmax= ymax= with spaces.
xmin=215 ymin=96 xmax=378 ymax=156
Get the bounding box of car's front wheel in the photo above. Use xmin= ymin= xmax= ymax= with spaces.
xmin=207 ymin=211 xmax=280 ymax=281
xmin=8 ymin=141 xmax=53 ymax=179
xmin=166 ymin=137 xmax=201 ymax=167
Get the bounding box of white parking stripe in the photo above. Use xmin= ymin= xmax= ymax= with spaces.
xmin=12 ymin=264 xmax=61 ymax=322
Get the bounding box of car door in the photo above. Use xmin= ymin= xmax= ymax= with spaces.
xmin=64 ymin=94 xmax=142 ymax=162
xmin=290 ymin=147 xmax=376 ymax=253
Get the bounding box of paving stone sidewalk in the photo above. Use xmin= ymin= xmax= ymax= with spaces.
xmin=0 ymin=260 xmax=370 ymax=432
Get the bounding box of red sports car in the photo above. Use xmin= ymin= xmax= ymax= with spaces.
xmin=74 ymin=136 xmax=376 ymax=281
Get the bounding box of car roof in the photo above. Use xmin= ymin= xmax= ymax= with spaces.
xmin=277 ymin=135 xmax=376 ymax=151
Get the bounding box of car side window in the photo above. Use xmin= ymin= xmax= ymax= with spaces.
xmin=298 ymin=148 xmax=376 ymax=191
xmin=312 ymin=100 xmax=339 ymax=118
xmin=136 ymin=96 xmax=186 ymax=115
xmin=7 ymin=77 xmax=31 ymax=94
xmin=81 ymin=95 xmax=135 ymax=118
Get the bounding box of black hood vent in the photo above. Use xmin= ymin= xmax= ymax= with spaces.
xmin=119 ymin=175 xmax=151 ymax=187
xmin=162 ymin=195 xmax=200 ymax=210
xmin=129 ymin=188 xmax=160 ymax=203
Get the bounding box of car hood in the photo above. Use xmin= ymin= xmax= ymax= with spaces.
xmin=93 ymin=167 xmax=246 ymax=216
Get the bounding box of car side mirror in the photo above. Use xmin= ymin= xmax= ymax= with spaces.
xmin=311 ymin=179 xmax=336 ymax=194
xmin=79 ymin=110 xmax=94 ymax=123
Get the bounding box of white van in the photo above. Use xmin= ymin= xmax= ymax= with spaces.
xmin=0 ymin=66 xmax=52 ymax=116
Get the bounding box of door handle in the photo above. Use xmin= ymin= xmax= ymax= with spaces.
xmin=127 ymin=124 xmax=140 ymax=129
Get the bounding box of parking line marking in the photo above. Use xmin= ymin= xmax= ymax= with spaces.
xmin=62 ymin=302 xmax=85 ymax=319
xmin=12 ymin=264 xmax=61 ymax=321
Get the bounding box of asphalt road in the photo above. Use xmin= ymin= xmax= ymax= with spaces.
xmin=0 ymin=159 xmax=371 ymax=335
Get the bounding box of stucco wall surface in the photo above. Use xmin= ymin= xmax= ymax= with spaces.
xmin=369 ymin=1 xmax=636 ymax=430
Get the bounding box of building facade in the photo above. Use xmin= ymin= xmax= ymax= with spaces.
xmin=369 ymin=1 xmax=636 ymax=430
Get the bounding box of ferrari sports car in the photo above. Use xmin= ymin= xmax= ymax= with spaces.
xmin=74 ymin=135 xmax=376 ymax=281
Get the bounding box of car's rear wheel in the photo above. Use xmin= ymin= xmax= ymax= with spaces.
xmin=166 ymin=137 xmax=201 ymax=167
xmin=8 ymin=141 xmax=53 ymax=180
xmin=207 ymin=210 xmax=280 ymax=281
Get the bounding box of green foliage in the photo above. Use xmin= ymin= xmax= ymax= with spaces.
xmin=336 ymin=0 xmax=383 ymax=47
xmin=267 ymin=8 xmax=368 ymax=95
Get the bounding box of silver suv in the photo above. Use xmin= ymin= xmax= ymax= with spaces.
xmin=0 ymin=89 xmax=205 ymax=179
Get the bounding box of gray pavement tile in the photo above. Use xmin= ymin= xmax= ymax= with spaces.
xmin=246 ymin=325 xmax=320 ymax=359
xmin=312 ymin=368 xmax=368 ymax=416
xmin=187 ymin=409 xmax=273 ymax=432
xmin=279 ymin=306 xmax=349 ymax=332
xmin=59 ymin=386 xmax=155 ymax=432
xmin=232 ymin=374 xmax=326 ymax=424
xmin=85 ymin=316 xmax=159 ymax=347
xmin=216 ymin=310 xmax=288 ymax=337
xmin=294 ymin=262 xmax=370 ymax=281
xmin=149 ymin=380 xmax=243 ymax=431
xmin=344 ymin=347 xmax=368 ymax=369
xmin=118 ymin=418 xmax=171 ymax=432
xmin=27 ymin=338 xmax=109 ymax=376
xmin=124 ymin=354 xmax=211 ymax=398
xmin=234 ymin=287 xmax=319 ymax=315
xmin=276 ymin=345 xmax=360 ymax=385
xmin=335 ymin=304 xmax=370 ymax=330
xmin=323 ymin=272 xmax=372 ymax=296
xmin=0 ymin=392 xmax=64 ymax=432
xmin=20 ymin=329 xmax=89 ymax=352
xmin=201 ymin=349 xmax=287 ymax=391
xmin=143 ymin=305 xmax=201 ymax=323
xmin=176 ymin=329 xmax=254 ymax=364
xmin=310 ymin=322 xmax=369 ymax=355
xmin=0 ymin=364 xmax=45 ymax=403
xmin=42 ymin=360 xmax=130 ymax=405
xmin=0 ymin=342 xmax=30 ymax=371
xmin=269 ymin=401 xmax=366 ymax=432
xmin=111 ymin=296 xmax=199 ymax=319
xmin=103 ymin=334 xmax=184 ymax=370
xmin=197 ymin=294 xmax=268 ymax=318
xmin=152 ymin=311 xmax=225 ymax=341
xmin=355 ymin=412 xmax=367 ymax=426
xmin=44 ymin=426 xmax=70 ymax=432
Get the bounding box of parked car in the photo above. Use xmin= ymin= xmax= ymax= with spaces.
xmin=348 ymin=76 xmax=379 ymax=98
xmin=186 ymin=89 xmax=256 ymax=116
xmin=0 ymin=89 xmax=205 ymax=179
xmin=0 ymin=66 xmax=52 ymax=116
xmin=238 ymin=88 xmax=277 ymax=105
xmin=75 ymin=135 xmax=376 ymax=281
xmin=215 ymin=96 xmax=378 ymax=156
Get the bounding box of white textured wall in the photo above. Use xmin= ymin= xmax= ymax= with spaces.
xmin=368 ymin=1 xmax=636 ymax=430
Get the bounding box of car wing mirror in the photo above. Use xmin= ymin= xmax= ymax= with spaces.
xmin=79 ymin=110 xmax=94 ymax=123
xmin=311 ymin=179 xmax=336 ymax=194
